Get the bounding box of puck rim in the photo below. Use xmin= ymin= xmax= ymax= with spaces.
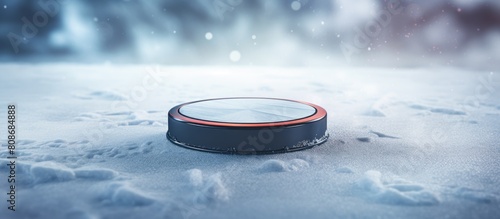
xmin=169 ymin=97 xmax=327 ymax=128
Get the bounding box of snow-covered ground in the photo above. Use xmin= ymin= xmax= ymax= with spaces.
xmin=0 ymin=64 xmax=499 ymax=219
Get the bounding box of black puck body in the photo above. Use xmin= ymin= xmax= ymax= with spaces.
xmin=167 ymin=97 xmax=328 ymax=154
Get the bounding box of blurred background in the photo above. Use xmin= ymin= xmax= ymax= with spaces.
xmin=0 ymin=0 xmax=499 ymax=69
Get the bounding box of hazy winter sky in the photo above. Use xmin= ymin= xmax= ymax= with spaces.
xmin=1 ymin=0 xmax=498 ymax=69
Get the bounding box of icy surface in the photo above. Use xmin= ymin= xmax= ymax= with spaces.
xmin=179 ymin=98 xmax=315 ymax=123
xmin=0 ymin=65 xmax=499 ymax=219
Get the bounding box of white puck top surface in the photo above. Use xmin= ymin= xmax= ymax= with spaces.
xmin=178 ymin=98 xmax=316 ymax=124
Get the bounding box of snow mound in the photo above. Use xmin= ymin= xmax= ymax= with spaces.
xmin=94 ymin=182 xmax=156 ymax=206
xmin=259 ymin=159 xmax=310 ymax=172
xmin=74 ymin=168 xmax=118 ymax=180
xmin=451 ymin=187 xmax=499 ymax=204
xmin=357 ymin=170 xmax=440 ymax=206
xmin=39 ymin=139 xmax=68 ymax=148
xmin=0 ymin=160 xmax=118 ymax=186
xmin=64 ymin=210 xmax=98 ymax=219
xmin=158 ymin=169 xmax=232 ymax=218
xmin=186 ymin=169 xmax=204 ymax=187
xmin=370 ymin=131 xmax=399 ymax=139
xmin=140 ymin=141 xmax=154 ymax=154
xmin=17 ymin=139 xmax=36 ymax=145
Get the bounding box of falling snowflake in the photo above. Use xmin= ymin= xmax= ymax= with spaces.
xmin=291 ymin=1 xmax=301 ymax=11
xmin=229 ymin=50 xmax=241 ymax=62
xmin=205 ymin=32 xmax=213 ymax=40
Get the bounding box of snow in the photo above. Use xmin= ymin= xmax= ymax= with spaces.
xmin=74 ymin=168 xmax=118 ymax=180
xmin=357 ymin=170 xmax=440 ymax=206
xmin=259 ymin=159 xmax=310 ymax=172
xmin=291 ymin=1 xmax=302 ymax=11
xmin=0 ymin=64 xmax=499 ymax=218
xmin=205 ymin=32 xmax=213 ymax=41
xmin=178 ymin=98 xmax=315 ymax=123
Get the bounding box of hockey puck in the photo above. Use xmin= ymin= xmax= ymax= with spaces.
xmin=167 ymin=97 xmax=328 ymax=154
